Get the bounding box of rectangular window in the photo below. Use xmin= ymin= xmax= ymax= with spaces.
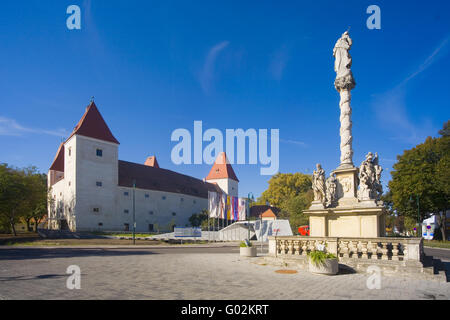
xmin=172 ymin=212 xmax=176 ymax=216
xmin=124 ymin=223 xmax=129 ymax=231
xmin=96 ymin=149 xmax=103 ymax=157
xmin=124 ymin=192 xmax=129 ymax=196
xmin=68 ymin=148 xmax=72 ymax=156
xmin=148 ymin=224 xmax=154 ymax=232
xmin=145 ymin=194 xmax=149 ymax=198
xmin=96 ymin=181 xmax=102 ymax=187
xmin=93 ymin=208 xmax=100 ymax=213
xmin=124 ymin=209 xmax=129 ymax=214
xmin=98 ymin=222 xmax=103 ymax=226
xmin=149 ymin=211 xmax=154 ymax=215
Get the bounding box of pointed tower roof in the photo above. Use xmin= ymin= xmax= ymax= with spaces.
xmin=144 ymin=156 xmax=160 ymax=168
xmin=67 ymin=101 xmax=119 ymax=144
xmin=205 ymin=152 xmax=239 ymax=182
xmin=49 ymin=143 xmax=65 ymax=172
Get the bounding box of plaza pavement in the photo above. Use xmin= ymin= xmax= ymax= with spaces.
xmin=0 ymin=245 xmax=449 ymax=300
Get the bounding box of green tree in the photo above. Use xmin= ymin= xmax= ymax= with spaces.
xmin=257 ymin=172 xmax=313 ymax=233
xmin=189 ymin=210 xmax=208 ymax=227
xmin=389 ymin=122 xmax=449 ymax=239
xmin=0 ymin=164 xmax=28 ymax=235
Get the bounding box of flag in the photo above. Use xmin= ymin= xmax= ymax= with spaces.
xmin=220 ymin=193 xmax=226 ymax=219
xmin=208 ymin=191 xmax=219 ymax=218
xmin=232 ymin=197 xmax=239 ymax=221
xmin=238 ymin=198 xmax=247 ymax=221
xmin=226 ymin=196 xmax=231 ymax=220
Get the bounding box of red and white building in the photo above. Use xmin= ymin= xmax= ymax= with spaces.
xmin=48 ymin=101 xmax=238 ymax=232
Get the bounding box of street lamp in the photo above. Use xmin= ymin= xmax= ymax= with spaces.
xmin=132 ymin=179 xmax=136 ymax=245
xmin=410 ymin=194 xmax=420 ymax=237
xmin=247 ymin=192 xmax=255 ymax=242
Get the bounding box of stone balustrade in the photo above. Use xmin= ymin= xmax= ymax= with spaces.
xmin=268 ymin=236 xmax=423 ymax=262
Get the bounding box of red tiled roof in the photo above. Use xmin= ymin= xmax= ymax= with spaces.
xmin=144 ymin=156 xmax=159 ymax=168
xmin=205 ymin=152 xmax=239 ymax=182
xmin=49 ymin=143 xmax=64 ymax=172
xmin=118 ymin=160 xmax=222 ymax=198
xmin=249 ymin=205 xmax=281 ymax=218
xmin=67 ymin=101 xmax=119 ymax=144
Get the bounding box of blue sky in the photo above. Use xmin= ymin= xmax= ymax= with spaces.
xmin=0 ymin=0 xmax=449 ymax=198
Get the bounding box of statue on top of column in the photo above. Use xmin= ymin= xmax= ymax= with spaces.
xmin=333 ymin=30 xmax=356 ymax=91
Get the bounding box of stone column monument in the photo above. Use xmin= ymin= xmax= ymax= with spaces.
xmin=303 ymin=31 xmax=386 ymax=238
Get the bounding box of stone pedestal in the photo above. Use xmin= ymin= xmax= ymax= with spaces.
xmin=304 ymin=205 xmax=386 ymax=238
xmin=304 ymin=165 xmax=385 ymax=238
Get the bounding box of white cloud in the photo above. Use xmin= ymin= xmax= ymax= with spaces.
xmin=0 ymin=117 xmax=68 ymax=137
xmin=372 ymin=35 xmax=449 ymax=145
xmin=269 ymin=45 xmax=290 ymax=81
xmin=199 ymin=41 xmax=230 ymax=94
xmin=280 ymin=138 xmax=307 ymax=147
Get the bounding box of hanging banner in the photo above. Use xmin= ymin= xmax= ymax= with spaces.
xmin=238 ymin=198 xmax=247 ymax=221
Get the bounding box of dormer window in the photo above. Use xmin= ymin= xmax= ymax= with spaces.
xmin=96 ymin=149 xmax=103 ymax=157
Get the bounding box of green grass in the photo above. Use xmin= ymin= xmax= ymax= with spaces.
xmin=423 ymin=240 xmax=450 ymax=249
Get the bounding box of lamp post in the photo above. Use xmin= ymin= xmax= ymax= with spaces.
xmin=132 ymin=179 xmax=136 ymax=245
xmin=410 ymin=194 xmax=420 ymax=237
xmin=247 ymin=192 xmax=255 ymax=241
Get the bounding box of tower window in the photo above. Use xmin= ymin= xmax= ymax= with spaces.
xmin=93 ymin=208 xmax=100 ymax=213
xmin=96 ymin=181 xmax=102 ymax=187
xmin=124 ymin=209 xmax=129 ymax=214
xmin=148 ymin=224 xmax=154 ymax=232
xmin=149 ymin=211 xmax=154 ymax=215
xmin=172 ymin=212 xmax=176 ymax=216
xmin=124 ymin=191 xmax=129 ymax=196
xmin=124 ymin=223 xmax=129 ymax=231
xmin=68 ymin=148 xmax=72 ymax=156
xmin=98 ymin=222 xmax=103 ymax=226
xmin=162 ymin=196 xmax=166 ymax=200
xmin=96 ymin=149 xmax=103 ymax=157
xmin=145 ymin=194 xmax=149 ymax=198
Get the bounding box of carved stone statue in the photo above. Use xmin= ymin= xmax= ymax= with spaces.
xmin=333 ymin=31 xmax=355 ymax=91
xmin=357 ymin=152 xmax=382 ymax=201
xmin=373 ymin=153 xmax=383 ymax=200
xmin=312 ymin=164 xmax=326 ymax=204
xmin=325 ymin=174 xmax=337 ymax=207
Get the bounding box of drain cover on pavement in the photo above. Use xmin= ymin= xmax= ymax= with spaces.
xmin=275 ymin=269 xmax=298 ymax=274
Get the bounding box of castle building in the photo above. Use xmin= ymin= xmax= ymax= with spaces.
xmin=48 ymin=101 xmax=238 ymax=232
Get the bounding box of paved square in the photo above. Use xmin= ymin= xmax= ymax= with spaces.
xmin=0 ymin=247 xmax=449 ymax=300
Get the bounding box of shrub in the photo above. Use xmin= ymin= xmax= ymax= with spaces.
xmin=308 ymin=250 xmax=336 ymax=266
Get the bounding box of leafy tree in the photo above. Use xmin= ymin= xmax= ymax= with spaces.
xmin=189 ymin=210 xmax=208 ymax=227
xmin=0 ymin=164 xmax=29 ymax=235
xmin=389 ymin=121 xmax=449 ymax=239
xmin=257 ymin=173 xmax=313 ymax=233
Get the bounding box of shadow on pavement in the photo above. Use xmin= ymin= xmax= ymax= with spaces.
xmin=0 ymin=248 xmax=158 ymax=261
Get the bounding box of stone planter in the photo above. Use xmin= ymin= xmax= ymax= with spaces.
xmin=308 ymin=258 xmax=338 ymax=275
xmin=240 ymin=247 xmax=257 ymax=257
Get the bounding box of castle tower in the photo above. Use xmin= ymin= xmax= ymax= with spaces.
xmin=205 ymin=152 xmax=239 ymax=197
xmin=48 ymin=101 xmax=120 ymax=231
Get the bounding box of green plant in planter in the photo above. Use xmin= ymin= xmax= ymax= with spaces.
xmin=240 ymin=241 xmax=252 ymax=247
xmin=308 ymin=250 xmax=337 ymax=266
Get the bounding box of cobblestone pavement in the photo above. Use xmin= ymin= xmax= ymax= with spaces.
xmin=0 ymin=247 xmax=449 ymax=300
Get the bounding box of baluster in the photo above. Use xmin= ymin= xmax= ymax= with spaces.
xmin=361 ymin=241 xmax=368 ymax=259
xmin=301 ymin=241 xmax=308 ymax=256
xmin=280 ymin=240 xmax=285 ymax=254
xmin=381 ymin=242 xmax=389 ymax=260
xmin=370 ymin=241 xmax=379 ymax=259
xmin=391 ymin=242 xmax=399 ymax=261
xmin=294 ymin=240 xmax=301 ymax=255
xmin=288 ymin=240 xmax=294 ymax=255
xmin=341 ymin=241 xmax=349 ymax=258
xmin=350 ymin=240 xmax=359 ymax=258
